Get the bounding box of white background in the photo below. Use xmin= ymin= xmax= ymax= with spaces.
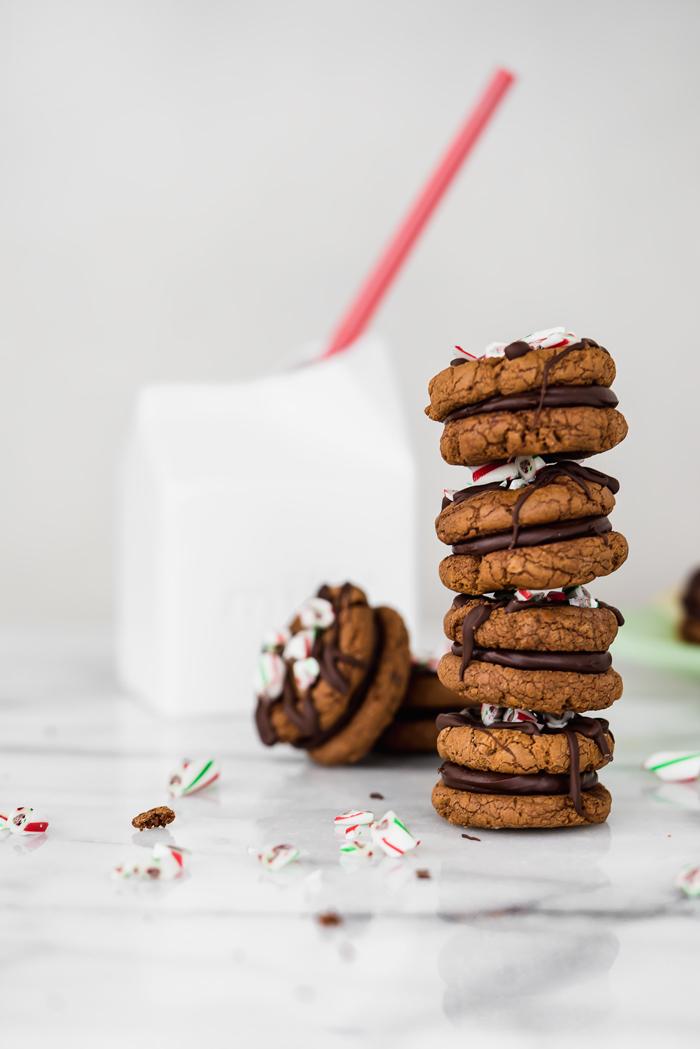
xmin=0 ymin=0 xmax=698 ymax=629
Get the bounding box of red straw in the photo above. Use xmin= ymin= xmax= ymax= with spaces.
xmin=321 ymin=68 xmax=515 ymax=359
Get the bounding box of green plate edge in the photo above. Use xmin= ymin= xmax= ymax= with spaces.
xmin=611 ymin=606 xmax=700 ymax=677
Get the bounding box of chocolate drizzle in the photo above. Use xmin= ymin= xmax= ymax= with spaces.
xmin=451 ymin=644 xmax=612 ymax=674
xmin=444 ymin=384 xmax=618 ymax=423
xmin=435 ymin=708 xmax=613 ymax=816
xmin=254 ymin=583 xmax=374 ymax=750
xmin=451 ymin=515 xmax=612 ymax=556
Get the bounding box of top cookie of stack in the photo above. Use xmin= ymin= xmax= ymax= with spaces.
xmin=425 ymin=329 xmax=627 ymax=466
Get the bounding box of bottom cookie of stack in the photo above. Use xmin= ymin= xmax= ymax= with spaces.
xmin=431 ymin=707 xmax=613 ymax=829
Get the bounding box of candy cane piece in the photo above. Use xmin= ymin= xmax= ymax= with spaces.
xmin=168 ymin=758 xmax=220 ymax=796
xmin=371 ymin=811 xmax=420 ymax=856
xmin=334 ymin=809 xmax=374 ymax=827
xmin=643 ymin=751 xmax=700 ymax=782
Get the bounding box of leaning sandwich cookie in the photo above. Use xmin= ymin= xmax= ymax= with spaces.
xmin=253 ymin=583 xmax=411 ymax=765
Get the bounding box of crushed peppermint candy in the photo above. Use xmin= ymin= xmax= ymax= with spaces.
xmin=255 ymin=594 xmax=336 ymax=699
xmin=370 ymin=811 xmax=420 ymax=857
xmin=247 ymin=843 xmax=301 ymax=872
xmin=451 ymin=327 xmax=580 ymax=363
xmin=675 ymin=864 xmax=700 ymax=898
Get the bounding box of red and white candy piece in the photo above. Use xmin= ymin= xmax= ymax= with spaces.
xmin=502 ymin=707 xmax=539 ymax=725
xmin=675 ymin=864 xmax=700 ymax=897
xmin=643 ymin=751 xmax=700 ymax=782
xmin=334 ymin=809 xmax=374 ymax=827
xmin=480 ymin=704 xmax=503 ymax=727
xmin=544 ymin=711 xmax=575 ymax=729
xmin=371 ymin=811 xmax=420 ymax=857
xmin=247 ymin=843 xmax=301 ymax=872
xmin=297 ymin=597 xmax=335 ymax=630
xmin=151 ymin=843 xmax=190 ymax=879
xmin=254 ymin=651 xmax=285 ymax=700
xmin=7 ymin=807 xmax=49 ymax=834
xmin=262 ymin=627 xmax=291 ymax=652
xmin=564 ymin=586 xmax=597 ymax=609
xmin=283 ymin=629 xmax=317 ymax=662
xmin=339 ymin=841 xmax=374 ymax=859
xmin=523 ymin=326 xmax=579 ymax=350
xmin=168 ymin=758 xmax=219 ymax=796
xmin=292 ymin=656 xmax=321 ymax=692
xmin=452 ymin=327 xmax=579 ymax=363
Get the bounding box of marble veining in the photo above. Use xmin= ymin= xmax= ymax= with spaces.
xmin=1 ymin=630 xmax=699 ymax=1048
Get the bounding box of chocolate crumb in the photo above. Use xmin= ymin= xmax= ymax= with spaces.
xmin=416 ymin=869 xmax=431 ymax=879
xmin=132 ymin=806 xmax=176 ymax=831
xmin=317 ymin=911 xmax=343 ymax=927
xmin=370 ymin=792 xmax=384 ymax=800
xmin=461 ymin=833 xmax=481 ymax=842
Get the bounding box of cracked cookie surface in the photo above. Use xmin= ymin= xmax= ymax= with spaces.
xmin=443 ymin=600 xmax=619 ymax=652
xmin=426 ymin=345 xmax=615 ymax=421
xmin=431 ymin=780 xmax=612 ymax=828
xmin=436 ymin=476 xmax=615 ymax=544
xmin=439 ymin=532 xmax=628 ymax=594
xmin=436 ymin=723 xmax=615 ymax=775
xmin=436 ymin=652 xmax=623 ymax=714
xmin=440 ymin=406 xmax=628 ymax=466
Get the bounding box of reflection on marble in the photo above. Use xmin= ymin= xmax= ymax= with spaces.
xmin=1 ymin=631 xmax=700 ymax=1048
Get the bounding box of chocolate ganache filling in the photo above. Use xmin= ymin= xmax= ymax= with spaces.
xmin=435 ymin=708 xmax=612 ymax=816
xmin=438 ymin=761 xmax=599 ymax=798
xmin=450 ymin=645 xmax=612 ymax=674
xmin=451 ymin=594 xmax=623 ymax=683
xmin=444 ymin=385 xmax=618 ymax=423
xmin=450 ymin=515 xmax=611 ymax=556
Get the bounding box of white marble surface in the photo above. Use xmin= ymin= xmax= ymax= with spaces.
xmin=2 ymin=630 xmax=700 ymax=1049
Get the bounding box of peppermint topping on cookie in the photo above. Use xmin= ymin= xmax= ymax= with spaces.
xmin=254 ymin=593 xmax=337 ymax=700
xmin=452 ymin=326 xmax=579 ymax=363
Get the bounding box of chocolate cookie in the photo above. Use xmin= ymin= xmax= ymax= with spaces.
xmin=436 ymin=711 xmax=615 ymax=775
xmin=680 ymin=567 xmax=700 ymax=645
xmin=436 ymin=651 xmax=623 ymax=714
xmin=439 ymin=406 xmax=628 ymax=467
xmin=436 ymin=466 xmax=617 ymax=545
xmin=425 ymin=339 xmax=627 ymax=467
xmin=426 ymin=341 xmax=616 ymax=421
xmin=254 ymin=584 xmax=410 ymax=765
xmin=375 ymin=666 xmax=463 ymax=754
xmin=431 ymin=779 xmax=612 ymax=829
xmin=439 ymin=531 xmax=629 ymax=594
xmin=444 ymin=596 xmax=621 ymax=652
xmin=308 ymin=606 xmax=411 ymax=765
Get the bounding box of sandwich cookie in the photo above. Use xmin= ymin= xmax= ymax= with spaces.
xmin=254 ymin=583 xmax=411 ymax=765
xmin=425 ymin=330 xmax=628 ymax=466
xmin=437 ymin=587 xmax=623 ymax=714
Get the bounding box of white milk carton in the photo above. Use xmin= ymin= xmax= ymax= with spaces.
xmin=116 ymin=334 xmax=418 ymax=716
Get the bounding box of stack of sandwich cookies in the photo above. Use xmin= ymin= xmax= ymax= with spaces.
xmin=254 ymin=583 xmax=411 ymax=765
xmin=426 ymin=327 xmax=628 ymax=829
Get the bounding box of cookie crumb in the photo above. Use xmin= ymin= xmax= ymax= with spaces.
xmin=132 ymin=806 xmax=176 ymax=831
xmin=317 ymin=910 xmax=343 ymax=927
xmin=416 ymin=869 xmax=431 ymax=879
xmin=461 ymin=833 xmax=481 ymax=842
xmin=370 ymin=792 xmax=384 ymax=800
